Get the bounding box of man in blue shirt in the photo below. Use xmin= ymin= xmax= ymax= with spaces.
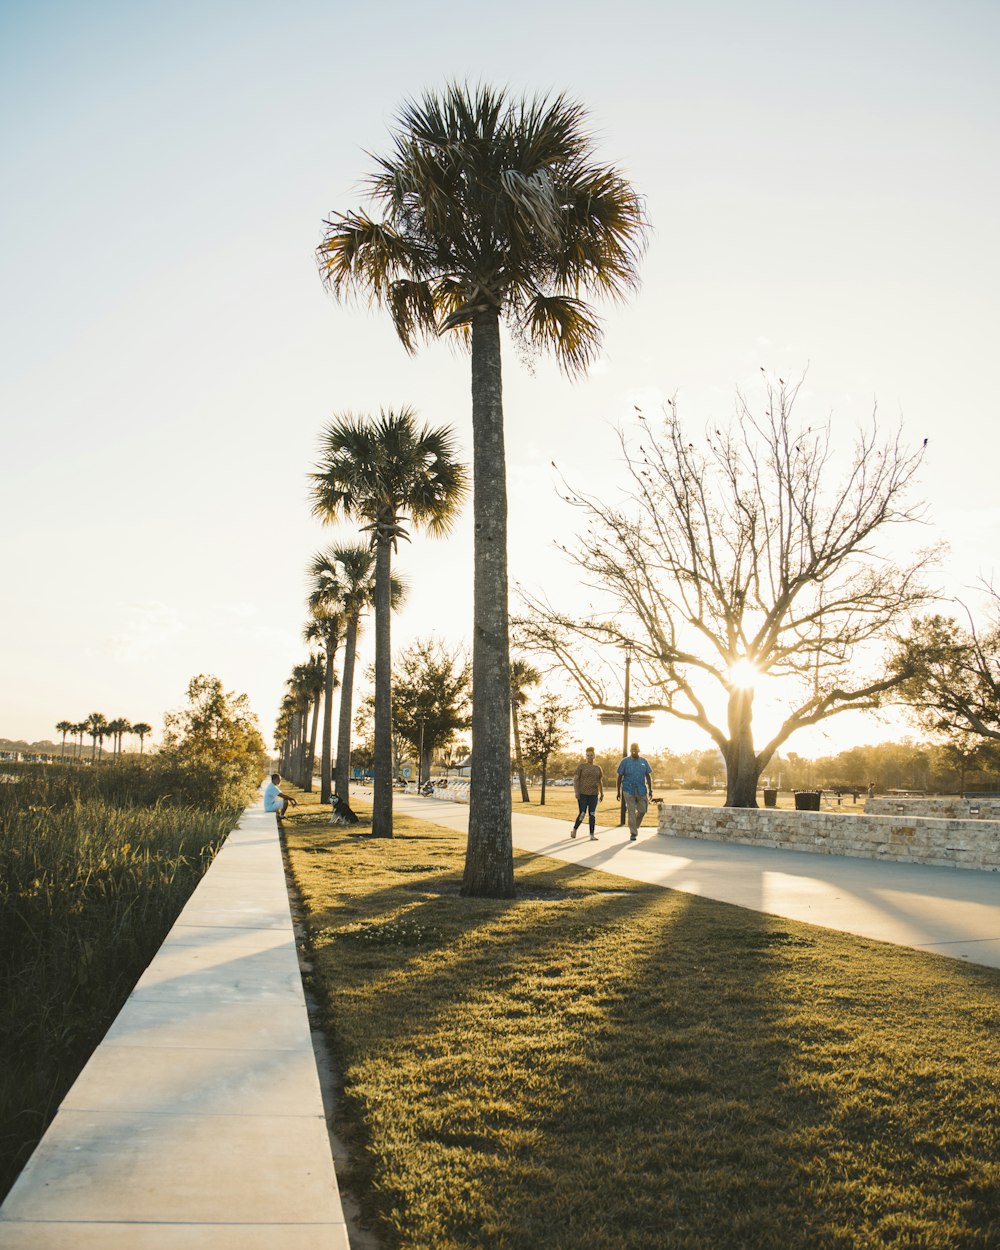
xmin=616 ymin=743 xmax=653 ymax=841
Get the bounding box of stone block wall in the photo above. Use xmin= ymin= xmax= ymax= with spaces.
xmin=656 ymin=804 xmax=1000 ymax=871
xmin=866 ymin=796 xmax=1000 ymax=820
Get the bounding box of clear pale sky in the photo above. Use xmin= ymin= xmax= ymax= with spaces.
xmin=2 ymin=0 xmax=997 ymax=758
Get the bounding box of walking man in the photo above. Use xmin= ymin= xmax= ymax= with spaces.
xmin=617 ymin=743 xmax=653 ymax=841
xmin=571 ymin=746 xmax=604 ymax=841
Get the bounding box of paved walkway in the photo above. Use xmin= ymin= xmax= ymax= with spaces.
xmin=394 ymin=792 xmax=1000 ymax=969
xmin=0 ymin=803 xmax=349 ymax=1249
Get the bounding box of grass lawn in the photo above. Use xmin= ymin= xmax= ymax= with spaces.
xmin=283 ymin=788 xmax=999 ymax=1250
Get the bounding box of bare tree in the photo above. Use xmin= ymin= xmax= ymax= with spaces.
xmin=519 ymin=378 xmax=936 ymax=807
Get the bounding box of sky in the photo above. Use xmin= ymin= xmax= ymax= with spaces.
xmin=2 ymin=0 xmax=998 ymax=760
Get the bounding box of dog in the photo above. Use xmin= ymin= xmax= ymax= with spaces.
xmin=329 ymin=793 xmax=360 ymax=826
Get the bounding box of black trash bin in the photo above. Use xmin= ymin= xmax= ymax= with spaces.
xmin=793 ymin=790 xmax=821 ymax=811
xmin=763 ymin=788 xmax=778 ymax=808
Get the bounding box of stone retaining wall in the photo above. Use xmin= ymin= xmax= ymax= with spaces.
xmin=656 ymin=803 xmax=1000 ymax=871
xmin=866 ymin=796 xmax=1000 ymax=820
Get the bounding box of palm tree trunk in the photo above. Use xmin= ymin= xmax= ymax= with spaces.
xmin=372 ymin=531 xmax=394 ymax=837
xmin=320 ymin=625 xmax=338 ymax=805
xmin=305 ymin=690 xmax=321 ymax=792
xmin=511 ymin=697 xmax=530 ymax=803
xmin=462 ymin=312 xmax=514 ymax=897
xmin=335 ymin=612 xmax=360 ymax=804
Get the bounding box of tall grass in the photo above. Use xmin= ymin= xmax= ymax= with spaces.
xmin=0 ymin=767 xmax=239 ymax=1199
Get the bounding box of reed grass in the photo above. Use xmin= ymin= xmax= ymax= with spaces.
xmin=0 ymin=767 xmax=238 ymax=1199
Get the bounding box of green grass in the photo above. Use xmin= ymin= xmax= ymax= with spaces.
xmin=284 ymin=790 xmax=1000 ymax=1250
xmin=0 ymin=771 xmax=238 ymax=1199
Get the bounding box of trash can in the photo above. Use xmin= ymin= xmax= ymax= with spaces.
xmin=793 ymin=790 xmax=821 ymax=811
xmin=763 ymin=788 xmax=778 ymax=808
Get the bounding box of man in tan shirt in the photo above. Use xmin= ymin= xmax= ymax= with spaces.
xmin=572 ymin=746 xmax=604 ymax=840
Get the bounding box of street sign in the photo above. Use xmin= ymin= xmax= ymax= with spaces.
xmin=597 ymin=712 xmax=654 ymax=727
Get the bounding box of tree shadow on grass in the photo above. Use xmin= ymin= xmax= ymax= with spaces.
xmin=288 ymin=818 xmax=1000 ymax=1250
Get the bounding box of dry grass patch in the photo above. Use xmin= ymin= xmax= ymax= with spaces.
xmin=282 ymin=791 xmax=999 ymax=1250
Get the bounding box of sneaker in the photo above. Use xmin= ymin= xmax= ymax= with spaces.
xmin=570 ymin=825 xmax=578 ymax=839
xmin=629 ymin=833 xmax=637 ymax=841
xmin=590 ymin=834 xmax=598 ymax=841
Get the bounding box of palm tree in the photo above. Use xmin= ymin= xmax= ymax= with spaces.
xmin=106 ymin=717 xmax=131 ymax=760
xmin=86 ymin=712 xmax=108 ymax=763
xmin=317 ymin=84 xmax=647 ymax=893
xmin=310 ymin=543 xmax=406 ymax=807
xmin=509 ymin=658 xmax=541 ymax=803
xmin=311 ymin=408 xmax=467 ymax=837
xmin=73 ymin=721 xmax=88 ymax=761
xmin=295 ymin=654 xmax=326 ymax=792
xmin=284 ymin=666 xmax=317 ymax=788
xmin=132 ymin=722 xmax=152 ymax=753
xmin=304 ymin=596 xmax=343 ymax=806
xmin=55 ymin=720 xmax=73 ymax=761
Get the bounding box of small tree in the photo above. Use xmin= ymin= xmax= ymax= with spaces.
xmin=510 ymin=658 xmax=541 ymax=803
xmin=894 ymin=604 xmax=1000 ymax=747
xmin=521 ymin=379 xmax=935 ymax=807
xmin=522 ymin=694 xmax=572 ymax=805
xmin=390 ymin=638 xmax=472 ymax=784
xmin=162 ymin=674 xmax=266 ymax=807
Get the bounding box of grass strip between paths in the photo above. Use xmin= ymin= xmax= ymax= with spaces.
xmin=283 ymin=790 xmax=999 ymax=1250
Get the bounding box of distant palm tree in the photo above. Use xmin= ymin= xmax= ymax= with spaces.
xmin=86 ymin=712 xmax=108 ymax=763
xmin=310 ymin=542 xmax=406 ymax=807
xmin=317 ymin=84 xmax=647 ymax=893
xmin=55 ymin=720 xmax=73 ymax=761
xmin=304 ymin=598 xmax=343 ymax=806
xmin=132 ymin=722 xmax=152 ymax=753
xmin=294 ymin=655 xmax=326 ymax=792
xmin=311 ymin=408 xmax=467 ymax=836
xmin=285 ymin=666 xmax=317 ymax=788
xmin=73 ymin=721 xmax=88 ymax=761
xmin=106 ymin=717 xmax=131 ymax=760
xmin=509 ymin=658 xmax=541 ymax=802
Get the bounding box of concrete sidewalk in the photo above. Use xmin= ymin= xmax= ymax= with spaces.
xmin=0 ymin=803 xmax=349 ymax=1249
xmin=393 ymin=792 xmax=1000 ymax=969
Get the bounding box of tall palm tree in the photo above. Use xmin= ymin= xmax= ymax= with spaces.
xmin=132 ymin=722 xmax=152 ymax=753
xmin=295 ymin=654 xmax=326 ymax=792
xmin=86 ymin=712 xmax=108 ymax=763
xmin=73 ymin=721 xmax=88 ymax=761
xmin=509 ymin=658 xmax=541 ymax=803
xmin=55 ymin=720 xmax=73 ymax=761
xmin=310 ymin=543 xmax=407 ymax=807
xmin=284 ymin=666 xmax=316 ymax=788
xmin=304 ymin=598 xmax=343 ymax=806
xmin=311 ymin=408 xmax=467 ymax=837
xmin=317 ymin=84 xmax=647 ymax=894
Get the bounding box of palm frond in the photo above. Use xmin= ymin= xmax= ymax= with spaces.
xmin=519 ymin=293 xmax=604 ymax=376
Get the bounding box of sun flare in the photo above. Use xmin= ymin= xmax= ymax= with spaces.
xmin=727 ymin=658 xmax=760 ymax=689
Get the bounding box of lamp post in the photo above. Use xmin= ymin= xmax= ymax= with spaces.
xmin=620 ymin=642 xmax=632 ymax=826
xmin=595 ymin=642 xmax=653 ymax=826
